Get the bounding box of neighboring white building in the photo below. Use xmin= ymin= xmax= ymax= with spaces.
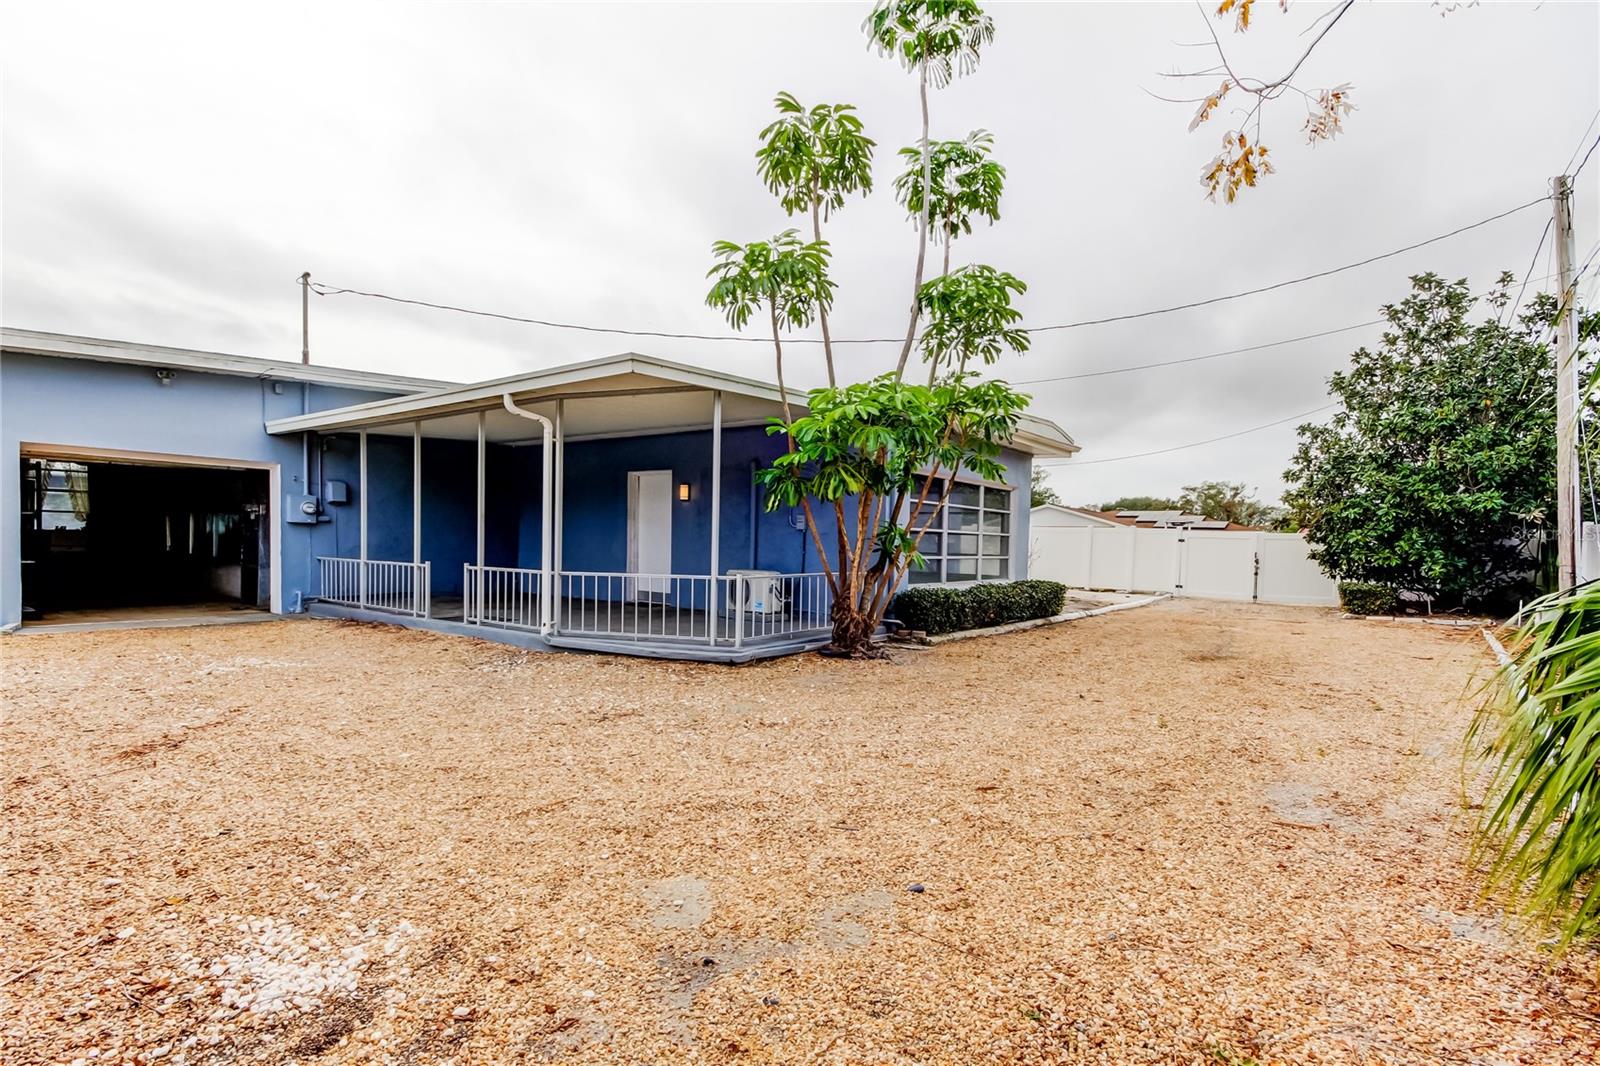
xmin=1030 ymin=504 xmax=1126 ymax=529
xmin=1031 ymin=504 xmax=1245 ymax=531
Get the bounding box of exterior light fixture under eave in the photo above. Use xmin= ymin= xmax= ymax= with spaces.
xmin=678 ymin=482 xmax=691 ymax=502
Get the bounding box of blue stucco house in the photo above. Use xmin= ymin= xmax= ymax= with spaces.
xmin=1 ymin=328 xmax=1078 ymax=660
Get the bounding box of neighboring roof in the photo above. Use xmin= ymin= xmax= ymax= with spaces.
xmin=1031 ymin=504 xmax=1127 ymax=527
xmin=1031 ymin=504 xmax=1256 ymax=531
xmin=0 ymin=327 xmax=456 ymax=394
xmin=263 ymin=350 xmax=1082 ymax=458
xmin=1114 ymin=510 xmax=1256 ymax=531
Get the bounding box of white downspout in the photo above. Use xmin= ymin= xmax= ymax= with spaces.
xmin=502 ymin=395 xmax=556 ymax=635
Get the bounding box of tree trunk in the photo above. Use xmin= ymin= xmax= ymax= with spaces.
xmin=770 ymin=301 xmax=793 ymax=425
xmin=827 ymin=597 xmax=879 ymax=657
xmin=927 ymin=238 xmax=952 ymax=385
xmin=893 ymin=63 xmax=932 ymax=381
xmin=811 ymin=197 xmax=837 ymax=388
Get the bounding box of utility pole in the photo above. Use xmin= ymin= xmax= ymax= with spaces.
xmin=1553 ymin=176 xmax=1579 ymax=589
xmin=299 ymin=270 xmax=310 ymax=364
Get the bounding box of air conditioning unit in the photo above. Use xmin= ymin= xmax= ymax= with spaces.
xmin=726 ymin=569 xmax=786 ymax=616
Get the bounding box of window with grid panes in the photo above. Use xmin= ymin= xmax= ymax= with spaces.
xmin=906 ymin=479 xmax=1013 ymax=584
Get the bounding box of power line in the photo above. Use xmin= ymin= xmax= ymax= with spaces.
xmin=1506 ymin=218 xmax=1553 ymax=326
xmin=1017 ymin=270 xmax=1569 ymax=386
xmin=1026 ymin=197 xmax=1548 ymax=333
xmin=306 ymin=195 xmax=1549 ymax=346
xmin=1012 ymin=320 xmax=1382 ymax=385
xmin=1039 ymin=258 xmax=1592 ymax=470
xmin=1038 ymin=403 xmax=1337 ymax=466
xmin=305 ymin=282 xmax=883 ymax=346
xmin=1572 ymin=132 xmax=1600 ymax=183
xmin=1565 ymin=109 xmax=1600 ymax=175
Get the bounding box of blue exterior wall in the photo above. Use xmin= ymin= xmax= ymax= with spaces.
xmin=310 ymin=426 xmax=1033 ymax=595
xmin=317 ymin=434 xmax=524 ymax=597
xmin=0 ymin=350 xmax=407 ymax=627
xmin=2 ymin=349 xmax=1038 ymax=627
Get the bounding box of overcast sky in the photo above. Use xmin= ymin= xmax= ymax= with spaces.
xmin=4 ymin=1 xmax=1598 ymax=506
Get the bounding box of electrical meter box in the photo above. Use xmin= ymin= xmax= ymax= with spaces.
xmin=285 ymin=494 xmax=320 ymax=524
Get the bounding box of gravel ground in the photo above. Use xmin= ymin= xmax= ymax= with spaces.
xmin=3 ymin=600 xmax=1597 ymax=1065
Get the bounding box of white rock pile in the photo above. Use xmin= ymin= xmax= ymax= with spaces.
xmin=179 ymin=916 xmax=415 ymax=1019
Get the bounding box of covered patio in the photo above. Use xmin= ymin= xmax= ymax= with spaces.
xmin=266 ymin=353 xmax=840 ymax=661
xmin=265 ymin=352 xmax=1076 ymax=661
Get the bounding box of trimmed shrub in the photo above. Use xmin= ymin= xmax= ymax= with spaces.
xmin=893 ymin=580 xmax=1068 ymax=636
xmin=1339 ymin=581 xmax=1398 ymax=616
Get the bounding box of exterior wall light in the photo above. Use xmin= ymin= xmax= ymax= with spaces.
xmin=154 ymin=369 xmax=177 ymax=386
xmin=678 ymin=482 xmax=691 ymax=502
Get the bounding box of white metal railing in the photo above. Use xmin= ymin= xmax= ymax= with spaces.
xmin=554 ymin=570 xmax=832 ymax=646
xmin=554 ymin=571 xmax=712 ymax=643
xmin=463 ymin=564 xmax=545 ymax=630
xmin=317 ymin=560 xmax=832 ymax=646
xmin=720 ymin=572 xmax=833 ymax=647
xmin=317 ymin=557 xmax=431 ymax=617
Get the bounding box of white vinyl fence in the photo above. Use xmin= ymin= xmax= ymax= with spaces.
xmin=1030 ymin=527 xmax=1338 ymax=606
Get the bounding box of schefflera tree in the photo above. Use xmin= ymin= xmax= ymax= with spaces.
xmin=706 ymin=0 xmax=1033 ymax=658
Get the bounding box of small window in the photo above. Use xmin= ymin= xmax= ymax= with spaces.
xmin=948 ymin=482 xmax=981 ymax=508
xmin=947 ymin=507 xmax=981 ymax=532
xmin=947 ymin=557 xmax=979 ymax=581
xmin=981 ymin=510 xmax=1010 ymax=533
xmin=29 ymin=461 xmax=89 ymax=531
xmin=981 ymin=557 xmax=1010 ymax=580
xmin=947 ymin=533 xmax=979 ymax=557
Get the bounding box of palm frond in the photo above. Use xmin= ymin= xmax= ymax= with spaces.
xmin=1470 ymin=581 xmax=1600 ymax=948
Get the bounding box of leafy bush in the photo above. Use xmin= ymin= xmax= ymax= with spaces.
xmin=893 ymin=580 xmax=1067 ymax=636
xmin=1283 ymin=274 xmax=1596 ymax=607
xmin=1339 ymin=581 xmax=1396 ymax=616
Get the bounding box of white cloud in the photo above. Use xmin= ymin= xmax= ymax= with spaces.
xmin=3 ymin=1 xmax=1596 ymax=505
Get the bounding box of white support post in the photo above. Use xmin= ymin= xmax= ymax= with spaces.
xmin=554 ymin=398 xmax=565 ymax=623
xmin=358 ymin=428 xmax=368 ymax=609
xmin=412 ymin=420 xmax=423 ymax=614
xmin=475 ymin=412 xmax=486 ymax=625
xmin=539 ymin=414 xmax=555 ymax=632
xmin=709 ymin=390 xmax=723 ymax=645
xmin=412 ymin=421 xmax=422 ymax=565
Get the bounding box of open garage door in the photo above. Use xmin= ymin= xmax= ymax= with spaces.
xmin=19 ymin=450 xmax=271 ymax=625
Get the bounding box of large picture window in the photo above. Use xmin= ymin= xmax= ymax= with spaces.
xmin=907 ymin=479 xmax=1012 ymax=584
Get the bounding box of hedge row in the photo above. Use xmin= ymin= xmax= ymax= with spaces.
xmin=1338 ymin=581 xmax=1398 ymax=615
xmin=892 ymin=580 xmax=1068 ymax=636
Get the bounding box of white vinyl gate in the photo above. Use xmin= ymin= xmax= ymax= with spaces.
xmin=1030 ymin=527 xmax=1338 ymax=606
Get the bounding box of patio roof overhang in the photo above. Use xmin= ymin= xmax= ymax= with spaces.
xmin=262 ymin=351 xmax=1080 ymax=457
xmin=263 ymin=353 xmax=789 ymax=444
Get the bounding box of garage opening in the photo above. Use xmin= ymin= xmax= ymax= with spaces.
xmin=19 ymin=453 xmax=271 ymax=626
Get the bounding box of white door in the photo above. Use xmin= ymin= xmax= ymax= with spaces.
xmin=627 ymin=470 xmax=673 ymax=598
